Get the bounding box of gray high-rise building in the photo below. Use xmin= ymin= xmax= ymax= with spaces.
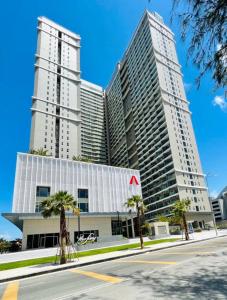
xmin=30 ymin=17 xmax=107 ymax=163
xmin=210 ymin=186 xmax=227 ymax=222
xmin=106 ymin=11 xmax=211 ymax=223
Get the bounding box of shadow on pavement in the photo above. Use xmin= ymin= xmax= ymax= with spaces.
xmin=71 ymin=251 xmax=227 ymax=300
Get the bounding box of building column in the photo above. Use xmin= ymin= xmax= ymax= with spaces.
xmin=125 ymin=217 xmax=129 ymax=238
xmin=22 ymin=235 xmax=27 ymax=251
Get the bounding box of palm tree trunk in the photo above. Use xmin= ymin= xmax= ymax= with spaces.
xmin=137 ymin=205 xmax=144 ymax=249
xmin=60 ymin=208 xmax=67 ymax=264
xmin=183 ymin=213 xmax=189 ymax=241
xmin=130 ymin=210 xmax=135 ymax=238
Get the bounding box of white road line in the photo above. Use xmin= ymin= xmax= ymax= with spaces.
xmin=53 ymin=282 xmax=117 ymax=300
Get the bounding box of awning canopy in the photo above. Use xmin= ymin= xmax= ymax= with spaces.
xmin=185 ymin=211 xmax=214 ymax=223
xmin=2 ymin=211 xmax=137 ymax=231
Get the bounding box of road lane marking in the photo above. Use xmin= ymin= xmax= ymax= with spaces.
xmin=70 ymin=269 xmax=123 ymax=284
xmin=119 ymin=260 xmax=176 ymax=265
xmin=1 ymin=281 xmax=19 ymax=300
xmin=161 ymin=251 xmax=215 ymax=255
xmin=54 ymin=282 xmax=115 ymax=300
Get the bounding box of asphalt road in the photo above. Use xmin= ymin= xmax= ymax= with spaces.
xmin=1 ymin=236 xmax=227 ymax=300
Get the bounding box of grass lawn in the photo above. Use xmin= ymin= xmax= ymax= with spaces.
xmin=0 ymin=238 xmax=179 ymax=271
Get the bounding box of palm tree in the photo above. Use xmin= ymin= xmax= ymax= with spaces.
xmin=157 ymin=214 xmax=181 ymax=226
xmin=125 ymin=195 xmax=146 ymax=249
xmin=29 ymin=148 xmax=49 ymax=156
xmin=0 ymin=238 xmax=10 ymax=254
xmin=40 ymin=191 xmax=79 ymax=264
xmin=172 ymin=199 xmax=191 ymax=241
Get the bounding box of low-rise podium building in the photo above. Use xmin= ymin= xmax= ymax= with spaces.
xmin=3 ymin=153 xmax=141 ymax=250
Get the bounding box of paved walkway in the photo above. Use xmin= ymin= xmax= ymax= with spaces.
xmin=0 ymin=229 xmax=223 ymax=264
xmin=0 ymin=229 xmax=226 ymax=283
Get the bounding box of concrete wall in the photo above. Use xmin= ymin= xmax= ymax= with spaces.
xmin=22 ymin=216 xmax=112 ymax=250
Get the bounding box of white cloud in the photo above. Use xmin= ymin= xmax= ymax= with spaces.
xmin=217 ymin=44 xmax=222 ymax=51
xmin=0 ymin=233 xmax=11 ymax=241
xmin=213 ymin=95 xmax=227 ymax=112
xmin=210 ymin=190 xmax=218 ymax=198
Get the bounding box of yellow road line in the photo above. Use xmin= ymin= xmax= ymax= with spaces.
xmin=161 ymin=251 xmax=215 ymax=255
xmin=1 ymin=281 xmax=19 ymax=300
xmin=70 ymin=269 xmax=123 ymax=284
xmin=119 ymin=260 xmax=176 ymax=265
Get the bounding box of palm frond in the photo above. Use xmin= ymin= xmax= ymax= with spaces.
xmin=40 ymin=191 xmax=77 ymax=218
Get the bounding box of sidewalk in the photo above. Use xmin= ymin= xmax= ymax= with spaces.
xmin=0 ymin=229 xmax=226 ymax=283
xmin=0 ymin=236 xmax=174 ymax=264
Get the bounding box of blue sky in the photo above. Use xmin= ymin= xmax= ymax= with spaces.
xmin=0 ymin=0 xmax=226 ymax=239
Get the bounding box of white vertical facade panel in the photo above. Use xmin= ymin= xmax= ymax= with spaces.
xmin=28 ymin=156 xmax=34 ymax=212
xmin=12 ymin=153 xmax=141 ymax=213
xmin=12 ymin=155 xmax=20 ymax=212
xmin=23 ymin=156 xmax=29 ymax=212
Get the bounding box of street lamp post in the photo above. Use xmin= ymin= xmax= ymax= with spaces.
xmin=78 ymin=214 xmax=81 ymax=238
xmin=117 ymin=210 xmax=120 ymax=235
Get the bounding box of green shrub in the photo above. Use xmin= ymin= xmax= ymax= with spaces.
xmin=194 ymin=228 xmax=202 ymax=232
xmin=0 ymin=239 xmax=10 ymax=254
xmin=170 ymin=228 xmax=181 ymax=235
xmin=217 ymin=223 xmax=227 ymax=229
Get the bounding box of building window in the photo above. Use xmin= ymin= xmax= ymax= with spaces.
xmin=78 ymin=189 xmax=88 ymax=212
xmin=79 ymin=203 xmax=88 ymax=212
xmin=78 ymin=189 xmax=88 ymax=199
xmin=35 ymin=186 xmax=50 ymax=212
xmin=36 ymin=186 xmax=50 ymax=197
xmin=27 ymin=233 xmax=59 ymax=249
xmin=111 ymin=220 xmax=122 ymax=235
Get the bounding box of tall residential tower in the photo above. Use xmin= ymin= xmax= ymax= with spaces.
xmin=29 ymin=13 xmax=211 ymax=225
xmin=30 ymin=17 xmax=81 ymax=160
xmin=106 ymin=11 xmax=211 ymax=223
xmin=30 ymin=17 xmax=107 ymax=163
xmin=80 ymin=80 xmax=107 ymax=164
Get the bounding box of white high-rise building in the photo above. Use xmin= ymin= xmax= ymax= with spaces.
xmin=81 ymin=80 xmax=107 ymax=164
xmin=106 ymin=11 xmax=212 ymax=225
xmin=3 ymin=12 xmax=215 ymax=249
xmin=30 ymin=17 xmax=108 ymax=163
xmin=27 ymin=13 xmax=212 ymax=226
xmin=30 ymin=17 xmax=81 ymax=160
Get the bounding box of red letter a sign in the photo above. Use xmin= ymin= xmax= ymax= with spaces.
xmin=129 ymin=175 xmax=139 ymax=185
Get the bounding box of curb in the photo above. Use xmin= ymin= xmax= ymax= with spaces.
xmin=0 ymin=234 xmax=226 ymax=283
